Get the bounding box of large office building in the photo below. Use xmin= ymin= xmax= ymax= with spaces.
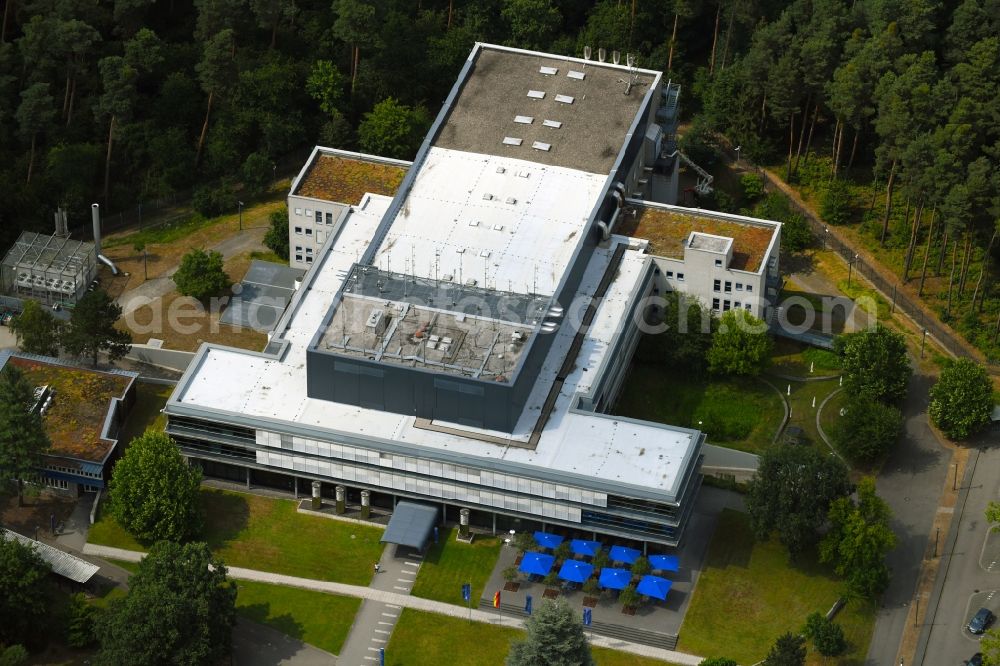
xmin=164 ymin=44 xmax=780 ymax=549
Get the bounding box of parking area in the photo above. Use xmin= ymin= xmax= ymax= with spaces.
xmin=220 ymin=260 xmax=304 ymax=332
xmin=963 ymin=591 xmax=1000 ymax=642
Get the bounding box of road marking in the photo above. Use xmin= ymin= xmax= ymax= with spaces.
xmin=368 ymin=647 xmax=382 ymax=652
xmin=372 ymin=638 xmax=386 ymax=643
xmin=364 ymin=657 xmax=377 ymax=661
xmin=375 ymin=629 xmax=390 ymax=635
xmin=396 ymin=577 xmax=413 ymax=582
xmin=378 ymin=621 xmax=393 ymax=626
xmin=393 ymin=586 xmax=409 ymax=591
xmin=381 ymin=612 xmax=398 ymax=618
xmin=404 ymin=562 xmax=420 ymax=567
xmin=386 ymin=604 xmax=402 ymax=609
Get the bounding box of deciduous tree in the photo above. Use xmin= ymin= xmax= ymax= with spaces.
xmin=747 ymin=444 xmax=851 ymax=554
xmin=264 ymin=210 xmax=289 ymax=261
xmin=832 ymin=395 xmax=902 ymax=463
xmin=95 ymin=541 xmax=236 ymax=666
xmin=820 ymin=477 xmax=896 ymax=598
xmin=172 ymin=248 xmax=231 ymax=302
xmin=803 ymin=611 xmax=846 ymax=657
xmin=707 ymin=309 xmax=772 ymax=376
xmin=834 ymin=325 xmax=911 ymax=403
xmin=9 ymin=299 xmax=62 ymax=356
xmin=109 ymin=430 xmax=203 ymax=543
xmin=357 ymin=97 xmax=430 ymax=160
xmin=929 ymin=358 xmax=993 ymax=440
xmin=0 ymin=364 xmax=50 ymax=506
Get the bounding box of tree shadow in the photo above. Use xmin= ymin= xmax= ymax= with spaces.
xmin=236 ymin=603 xmax=306 ymax=642
xmin=783 ymin=250 xmax=818 ymax=276
xmin=200 ymin=489 xmax=250 ymax=548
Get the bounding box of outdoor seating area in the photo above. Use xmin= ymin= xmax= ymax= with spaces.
xmin=510 ymin=531 xmax=682 ymax=611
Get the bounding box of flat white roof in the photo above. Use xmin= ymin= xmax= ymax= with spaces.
xmin=173 ymin=194 xmax=696 ymax=497
xmin=369 ymin=147 xmax=605 ymax=297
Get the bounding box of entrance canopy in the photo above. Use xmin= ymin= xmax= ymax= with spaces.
xmin=381 ymin=502 xmax=439 ymax=550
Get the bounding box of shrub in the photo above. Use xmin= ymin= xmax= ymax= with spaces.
xmin=803 ymin=612 xmax=846 ymax=657
xmin=543 ymin=571 xmax=560 ymax=587
xmin=740 ymin=173 xmax=766 ymax=201
xmin=66 ymin=592 xmax=96 ymax=648
xmin=618 ymin=584 xmax=640 ymax=609
xmin=172 ymin=248 xmax=231 ymax=302
xmin=582 ymin=578 xmax=599 ymax=595
xmin=241 ymin=152 xmax=272 ymax=196
xmin=820 ymin=179 xmax=853 ymax=226
xmin=502 ymin=566 xmax=519 ymax=583
xmin=264 ymin=210 xmax=289 ymax=261
xmin=192 ymin=179 xmax=236 ymax=218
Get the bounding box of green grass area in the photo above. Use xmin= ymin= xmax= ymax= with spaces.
xmin=386 ymin=609 xmax=680 ymax=666
xmin=89 ymin=488 xmax=385 ymax=585
xmin=819 ymin=389 xmax=848 ymax=444
xmin=614 ymin=364 xmax=783 ymax=453
xmin=88 ymin=585 xmax=127 ymax=610
xmin=770 ymin=338 xmax=842 ymax=378
xmin=103 ymin=212 xmax=219 ymax=249
xmin=411 ymin=527 xmax=502 ymax=605
xmin=105 ymin=558 xmax=139 ymax=574
xmin=117 ymin=382 xmax=172 ymax=446
xmin=249 ymin=249 xmax=286 ymax=264
xmin=680 ymin=510 xmax=875 ymax=665
xmin=783 ymin=377 xmax=841 ymax=450
xmin=234 ymin=580 xmax=360 ymax=655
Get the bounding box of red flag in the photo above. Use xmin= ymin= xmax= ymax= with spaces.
xmin=493 ymin=591 xmax=501 ymax=608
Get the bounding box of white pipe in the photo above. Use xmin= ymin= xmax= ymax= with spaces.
xmin=91 ymin=203 xmax=102 ymax=256
xmin=98 ymin=254 xmax=119 ymax=276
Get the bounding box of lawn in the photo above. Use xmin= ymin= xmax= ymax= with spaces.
xmin=769 ymin=337 xmax=842 ymax=378
xmin=234 ymin=580 xmax=361 ymax=655
xmin=121 ymin=250 xmax=270 ymax=352
xmin=614 ymin=361 xmax=783 ymax=453
xmin=117 ymin=381 xmax=172 ymax=446
xmin=386 ymin=609 xmax=681 ymax=666
xmin=89 ymin=488 xmax=385 ymax=585
xmin=781 ymin=377 xmax=841 ymax=449
xmin=679 ymin=510 xmax=875 ymax=665
xmin=410 ymin=527 xmax=502 ymax=605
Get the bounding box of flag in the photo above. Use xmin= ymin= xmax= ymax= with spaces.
xmin=525 ymin=595 xmax=533 ymax=614
xmin=583 ymin=608 xmax=592 ymax=626
xmin=493 ymin=591 xmax=501 ymax=608
xmin=461 ymin=583 xmax=471 ymax=602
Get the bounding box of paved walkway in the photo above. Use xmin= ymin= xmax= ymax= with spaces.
xmin=82 ymin=543 xmax=703 ymax=665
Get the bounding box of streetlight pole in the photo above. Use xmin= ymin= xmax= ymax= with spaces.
xmin=238 ymin=201 xmax=244 ymax=231
xmin=920 ymin=329 xmax=927 ymax=358
xmin=848 ymin=254 xmax=858 ymax=287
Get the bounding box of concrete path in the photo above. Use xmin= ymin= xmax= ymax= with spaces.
xmin=117 ymin=226 xmax=266 ymax=317
xmin=54 ymin=493 xmax=93 ymax=551
xmin=82 ymin=543 xmax=703 ymax=665
xmin=336 ymin=545 xmax=422 ymax=666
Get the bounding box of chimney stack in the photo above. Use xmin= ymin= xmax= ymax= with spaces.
xmin=91 ymin=203 xmax=102 ymax=256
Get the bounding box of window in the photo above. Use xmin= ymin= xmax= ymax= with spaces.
xmin=305 ymin=209 xmax=312 ymax=218
xmin=315 ymin=210 xmax=322 ymax=223
xmin=723 ymin=300 xmax=731 ymax=311
xmin=712 ymin=298 xmax=720 ymax=310
xmin=714 ymin=259 xmax=722 ymax=267
xmin=295 ymin=245 xmax=303 ymax=252
xmin=46 ymin=477 xmax=69 ymax=490
xmin=306 ymin=247 xmax=313 ymax=255
xmin=745 ymin=303 xmax=752 ymax=311
xmin=295 ymin=254 xmax=303 ymax=262
xmin=746 ymin=285 xmax=753 ymax=292
xmin=665 ymin=270 xmax=674 ymax=278
xmin=713 ymin=279 xmax=721 ymax=292
xmin=734 ymin=301 xmax=741 ymax=308
xmin=294 ymin=207 xmax=302 ymax=216
xmin=305 ymin=256 xmax=313 ymax=263
xmin=326 ymin=212 xmax=333 ymax=224
xmin=294 ymin=226 xmax=303 ymax=235
xmin=305 ymin=229 xmax=313 ymax=236
xmin=736 ymin=283 xmax=743 ymax=291
xmin=724 ymin=281 xmax=732 ymax=293
xmin=676 ymin=272 xmax=685 ymax=281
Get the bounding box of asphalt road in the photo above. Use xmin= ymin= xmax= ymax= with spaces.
xmin=918 ymin=443 xmax=1000 ymax=665
xmin=865 ymin=370 xmax=951 ymax=665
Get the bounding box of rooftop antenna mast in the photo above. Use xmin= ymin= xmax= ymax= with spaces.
xmin=625 ymin=53 xmax=640 ymax=95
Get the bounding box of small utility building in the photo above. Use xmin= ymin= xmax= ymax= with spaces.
xmin=1 ymin=231 xmax=97 ymax=306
